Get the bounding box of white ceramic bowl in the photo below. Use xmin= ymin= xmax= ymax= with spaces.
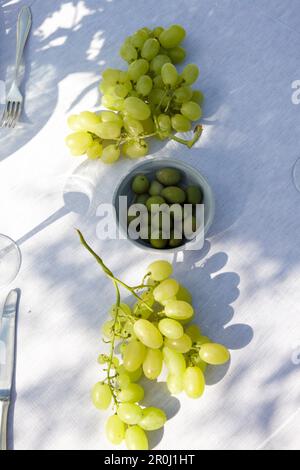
xmin=112 ymin=158 xmax=215 ymax=252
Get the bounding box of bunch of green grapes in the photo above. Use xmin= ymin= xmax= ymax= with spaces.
xmin=78 ymin=231 xmax=230 ymax=450
xmin=66 ymin=25 xmax=204 ymax=164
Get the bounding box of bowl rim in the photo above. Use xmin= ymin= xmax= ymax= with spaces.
xmin=112 ymin=158 xmax=215 ymax=253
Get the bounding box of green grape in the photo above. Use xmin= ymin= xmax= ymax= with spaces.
xmin=67 ymin=114 xmax=82 ymax=131
xmin=124 ymin=97 xmax=151 ymax=120
xmin=152 ymin=26 xmax=164 ymax=38
xmin=117 ymin=403 xmax=142 ymax=425
xmin=99 ymin=80 xmax=115 ymax=95
xmin=191 ymin=90 xmax=204 ymax=105
xmin=122 ymin=321 xmax=136 ymax=339
xmin=147 ymin=260 xmax=172 ymax=281
xmin=173 ymin=86 xmax=193 ymax=103
xmin=131 ymin=29 xmax=149 ymax=48
xmin=102 ymin=319 xmax=122 ymax=339
xmin=127 ymin=366 xmax=143 ymax=382
xmin=159 ymin=296 xmax=177 ymax=307
xmin=159 ymin=24 xmax=186 ymax=49
xmin=65 ymin=131 xmax=93 ymax=155
xmin=196 ymin=335 xmax=212 ymax=346
xmin=101 ymin=145 xmax=121 ymax=164
xmin=133 ymin=319 xmax=163 ymax=349
xmin=185 ymin=324 xmax=202 ymax=343
xmin=167 ymin=373 xmax=184 ymax=394
xmin=153 ymin=75 xmax=164 ymax=89
xmin=133 ymin=291 xmax=154 ymax=319
xmin=120 ymin=43 xmax=138 ymax=62
xmin=181 ymin=63 xmax=199 ymax=85
xmin=86 ymin=141 xmax=103 ymax=159
xmin=117 ymin=372 xmax=131 ymax=389
xmin=157 ymin=114 xmax=172 ymax=134
xmin=171 ymin=114 xmax=191 ymax=132
xmin=78 ymin=111 xmax=101 ymax=131
xmin=139 ymin=407 xmax=166 ymax=431
xmin=148 ymin=88 xmax=165 ymax=106
xmin=100 ymin=111 xmax=123 ymax=127
xmin=142 ymin=348 xmax=163 ymax=380
xmin=115 ymin=83 xmax=130 ymax=99
xmin=118 ymin=383 xmax=145 ymax=403
xmin=93 ymin=121 xmax=122 ymax=139
xmin=128 ymin=59 xmax=149 ymax=81
xmin=106 ymin=415 xmax=125 ymax=445
xmin=153 ymin=279 xmax=179 ymax=303
xmin=117 ymin=364 xmax=142 ymax=383
xmin=124 ymin=116 xmax=144 ymax=136
xmin=102 ymin=68 xmax=120 ymax=85
xmin=123 ymin=340 xmax=146 ymax=371
xmin=119 ymin=71 xmax=130 ymax=83
xmin=176 ymin=284 xmax=192 ymax=303
xmin=168 ymin=46 xmax=186 ymax=63
xmin=91 ymin=383 xmax=112 ymax=410
xmin=161 ymin=63 xmax=178 ymax=87
xmin=165 ymin=333 xmax=192 ymax=353
xmin=109 ymin=303 xmax=132 ymax=318
xmin=199 ymin=343 xmax=230 ymax=365
xmin=125 ymin=425 xmax=148 ymax=450
xmin=181 ymin=101 xmax=202 ymax=121
xmin=101 ymin=95 xmax=124 ymax=111
xmin=164 ymin=300 xmax=194 ymax=321
xmin=141 ymin=38 xmax=160 ymax=60
xmin=158 ymin=318 xmax=183 ymax=339
xmin=142 ymin=117 xmax=155 ymax=133
xmin=136 ymin=75 xmax=153 ymax=96
xmin=183 ymin=366 xmax=205 ymax=398
xmin=150 ymin=54 xmax=172 ymax=74
xmin=123 ymin=140 xmax=149 ymax=158
xmin=163 ymin=346 xmax=186 ymax=375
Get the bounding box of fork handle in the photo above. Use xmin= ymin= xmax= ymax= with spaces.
xmin=14 ymin=6 xmax=32 ymax=80
xmin=0 ymin=400 xmax=9 ymax=451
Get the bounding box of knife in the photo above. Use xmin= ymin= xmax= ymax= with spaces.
xmin=0 ymin=290 xmax=18 ymax=451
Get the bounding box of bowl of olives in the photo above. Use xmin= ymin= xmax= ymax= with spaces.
xmin=113 ymin=159 xmax=215 ymax=251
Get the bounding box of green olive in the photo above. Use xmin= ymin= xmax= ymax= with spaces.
xmin=161 ymin=186 xmax=186 ymax=204
xmin=149 ymin=180 xmax=164 ymax=196
xmin=146 ymin=195 xmax=166 ymax=211
xmin=169 ymin=228 xmax=184 ymax=247
xmin=136 ymin=193 xmax=149 ymax=204
xmin=150 ymin=231 xmax=168 ymax=249
xmin=183 ymin=215 xmax=198 ymax=237
xmin=132 ymin=174 xmax=150 ymax=194
xmin=155 ymin=168 xmax=182 ymax=186
xmin=186 ymin=185 xmax=203 ymax=204
xmin=169 ymin=235 xmax=183 ymax=248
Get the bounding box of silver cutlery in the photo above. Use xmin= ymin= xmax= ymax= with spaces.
xmin=1 ymin=7 xmax=32 ymax=128
xmin=0 ymin=290 xmax=19 ymax=451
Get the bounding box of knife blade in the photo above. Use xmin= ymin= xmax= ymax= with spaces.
xmin=0 ymin=290 xmax=18 ymax=398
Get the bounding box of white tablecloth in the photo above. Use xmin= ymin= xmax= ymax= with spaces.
xmin=0 ymin=0 xmax=299 ymax=450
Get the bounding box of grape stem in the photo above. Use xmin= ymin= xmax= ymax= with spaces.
xmin=107 ymin=280 xmax=121 ymax=407
xmin=170 ymin=124 xmax=203 ymax=148
xmin=76 ymin=230 xmax=153 ymax=313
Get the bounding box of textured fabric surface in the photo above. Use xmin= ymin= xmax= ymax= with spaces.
xmin=0 ymin=0 xmax=299 ymax=450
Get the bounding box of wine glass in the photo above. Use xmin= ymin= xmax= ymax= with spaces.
xmin=0 ymin=234 xmax=21 ymax=288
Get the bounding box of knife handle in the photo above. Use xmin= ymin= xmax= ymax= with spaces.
xmin=0 ymin=400 xmax=9 ymax=451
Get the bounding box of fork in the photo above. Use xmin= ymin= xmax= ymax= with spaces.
xmin=1 ymin=6 xmax=32 ymax=128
